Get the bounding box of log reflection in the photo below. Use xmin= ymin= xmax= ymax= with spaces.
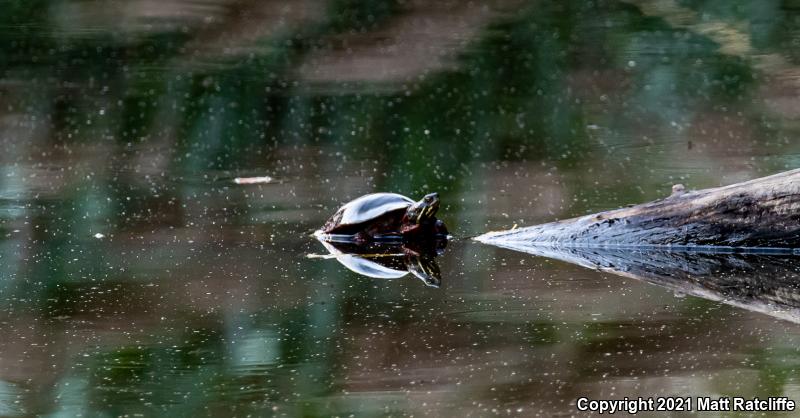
xmin=479 ymin=240 xmax=800 ymax=323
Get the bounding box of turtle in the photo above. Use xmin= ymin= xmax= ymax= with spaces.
xmin=318 ymin=192 xmax=448 ymax=243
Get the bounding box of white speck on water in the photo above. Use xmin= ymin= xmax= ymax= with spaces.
xmin=234 ymin=176 xmax=273 ymax=185
xmin=93 ymin=233 xmax=105 ymax=239
xmin=628 ymin=60 xmax=636 ymax=67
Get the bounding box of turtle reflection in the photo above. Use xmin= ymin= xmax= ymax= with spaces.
xmin=314 ymin=237 xmax=447 ymax=287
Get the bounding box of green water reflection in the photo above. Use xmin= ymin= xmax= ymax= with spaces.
xmin=2 ymin=0 xmax=800 ymax=416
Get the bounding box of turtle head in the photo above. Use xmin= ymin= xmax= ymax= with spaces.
xmin=405 ymin=193 xmax=440 ymax=224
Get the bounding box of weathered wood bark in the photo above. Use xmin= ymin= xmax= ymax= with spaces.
xmin=477 ymin=242 xmax=800 ymax=323
xmin=477 ymin=168 xmax=800 ymax=249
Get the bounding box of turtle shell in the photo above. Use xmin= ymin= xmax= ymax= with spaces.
xmin=322 ymin=193 xmax=413 ymax=235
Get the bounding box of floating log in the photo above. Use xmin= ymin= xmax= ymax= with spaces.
xmin=476 ymin=168 xmax=800 ymax=249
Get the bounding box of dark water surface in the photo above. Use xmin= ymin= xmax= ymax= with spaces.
xmin=2 ymin=0 xmax=800 ymax=416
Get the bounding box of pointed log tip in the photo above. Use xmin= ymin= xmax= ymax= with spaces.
xmin=473 ymin=230 xmax=510 ymax=243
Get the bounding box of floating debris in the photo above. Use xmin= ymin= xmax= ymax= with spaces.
xmin=306 ymin=253 xmax=337 ymax=259
xmin=233 ymin=176 xmax=273 ymax=185
xmin=93 ymin=233 xmax=105 ymax=239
